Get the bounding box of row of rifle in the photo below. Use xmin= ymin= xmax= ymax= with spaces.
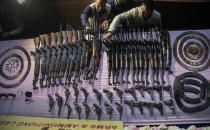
xmin=30 ymin=25 xmax=100 ymax=89
xmin=103 ymin=27 xmax=173 ymax=86
xmin=48 ymin=85 xmax=174 ymax=121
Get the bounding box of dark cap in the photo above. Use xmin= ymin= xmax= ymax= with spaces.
xmin=142 ymin=0 xmax=154 ymax=10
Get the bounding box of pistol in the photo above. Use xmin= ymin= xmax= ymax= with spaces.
xmin=103 ymin=89 xmax=113 ymax=103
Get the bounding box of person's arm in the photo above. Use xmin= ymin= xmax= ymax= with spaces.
xmin=107 ymin=7 xmax=137 ymax=33
xmin=80 ymin=5 xmax=92 ymax=27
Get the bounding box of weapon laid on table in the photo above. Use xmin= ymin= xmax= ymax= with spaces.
xmin=140 ymin=43 xmax=145 ymax=84
xmin=135 ymin=85 xmax=145 ymax=98
xmin=134 ymin=101 xmax=144 ymax=114
xmin=59 ymin=31 xmax=68 ymax=85
xmin=113 ymin=87 xmax=123 ymax=103
xmin=31 ymin=37 xmax=41 ymax=90
xmin=125 ymin=87 xmax=137 ymax=101
xmin=73 ymin=85 xmax=79 ymax=103
xmin=115 ymin=102 xmax=123 ymax=120
xmin=153 ymin=102 xmax=163 ymax=116
xmin=159 ymin=32 xmax=166 ymax=85
xmin=149 ymin=41 xmax=156 ymax=84
xmin=115 ymin=36 xmax=121 ymax=85
xmin=64 ymin=42 xmax=73 ymax=86
xmin=153 ymin=86 xmax=162 ymax=101
xmin=134 ymin=30 xmax=140 ymax=83
xmin=74 ymin=41 xmax=83 ymax=85
xmin=143 ymin=102 xmax=153 ymax=116
xmin=154 ymin=42 xmax=160 ymax=85
xmin=80 ymin=87 xmax=89 ymax=103
xmin=79 ymin=30 xmax=88 ymax=82
xmin=120 ymin=39 xmax=126 ymax=84
xmin=55 ymin=93 xmax=63 ymax=116
xmin=144 ymin=43 xmax=150 ymax=85
xmin=93 ymin=89 xmax=102 ymax=105
xmin=104 ymin=102 xmax=113 ymax=120
xmin=83 ymin=34 xmax=92 ymax=80
xmin=164 ymin=29 xmax=173 ymax=74
xmin=111 ymin=36 xmax=117 ymax=85
xmin=103 ymin=89 xmax=113 ymax=104
xmin=124 ymin=100 xmax=135 ymax=115
xmin=125 ymin=32 xmax=131 ymax=84
xmin=49 ymin=32 xmax=58 ymax=86
xmin=82 ymin=102 xmax=91 ymax=120
xmin=163 ymin=85 xmax=173 ymax=98
xmin=92 ymin=103 xmax=102 ymax=121
xmin=144 ymin=87 xmax=154 ymax=100
xmin=66 ymin=103 xmax=72 ymax=119
xmin=66 ymin=43 xmax=77 ymax=86
xmin=64 ymin=87 xmax=70 ymax=106
xmin=44 ymin=34 xmax=52 ymax=87
xmin=73 ymin=102 xmax=81 ymax=120
xmin=164 ymin=99 xmax=175 ymax=115
xmin=104 ymin=39 xmax=113 ymax=85
xmin=39 ymin=35 xmax=47 ymax=88
xmin=130 ymin=29 xmax=137 ymax=84
xmin=48 ymin=94 xmax=54 ymax=112
xmin=55 ymin=31 xmax=63 ymax=85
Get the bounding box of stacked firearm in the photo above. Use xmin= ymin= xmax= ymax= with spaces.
xmin=103 ymin=27 xmax=173 ymax=86
xmin=30 ymin=24 xmax=103 ymax=89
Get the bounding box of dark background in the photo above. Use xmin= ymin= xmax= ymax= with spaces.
xmin=1 ymin=0 xmax=210 ymax=39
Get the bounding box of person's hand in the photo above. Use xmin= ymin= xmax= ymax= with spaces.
xmin=101 ymin=20 xmax=109 ymax=30
xmin=103 ymin=32 xmax=113 ymax=40
xmin=86 ymin=26 xmax=92 ymax=33
xmin=1 ymin=32 xmax=12 ymax=39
